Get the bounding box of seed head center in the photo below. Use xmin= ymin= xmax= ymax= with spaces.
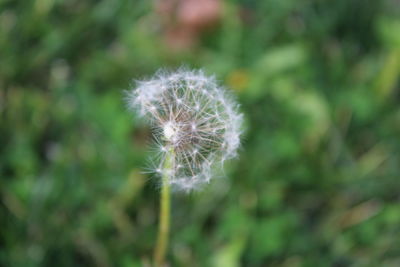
xmin=163 ymin=121 xmax=177 ymax=141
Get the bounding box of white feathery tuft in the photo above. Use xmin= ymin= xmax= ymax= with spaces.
xmin=127 ymin=68 xmax=243 ymax=191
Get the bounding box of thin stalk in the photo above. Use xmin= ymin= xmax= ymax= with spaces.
xmin=153 ymin=151 xmax=173 ymax=267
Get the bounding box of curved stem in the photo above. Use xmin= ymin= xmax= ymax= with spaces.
xmin=153 ymin=152 xmax=172 ymax=267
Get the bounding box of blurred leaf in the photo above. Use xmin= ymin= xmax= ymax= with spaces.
xmin=212 ymin=235 xmax=246 ymax=267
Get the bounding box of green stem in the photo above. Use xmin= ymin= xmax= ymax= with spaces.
xmin=153 ymin=151 xmax=172 ymax=267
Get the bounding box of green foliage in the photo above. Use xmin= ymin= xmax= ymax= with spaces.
xmin=1 ymin=0 xmax=400 ymax=266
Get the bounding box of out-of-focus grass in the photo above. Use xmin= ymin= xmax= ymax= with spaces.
xmin=1 ymin=0 xmax=400 ymax=266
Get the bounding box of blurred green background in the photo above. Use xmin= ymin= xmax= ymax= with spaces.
xmin=1 ymin=0 xmax=400 ymax=266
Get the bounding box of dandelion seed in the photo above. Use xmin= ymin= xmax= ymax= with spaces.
xmin=127 ymin=68 xmax=243 ymax=191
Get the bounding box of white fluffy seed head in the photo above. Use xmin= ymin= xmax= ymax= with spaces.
xmin=127 ymin=68 xmax=243 ymax=191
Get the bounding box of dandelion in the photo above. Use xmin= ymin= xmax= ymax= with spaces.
xmin=126 ymin=68 xmax=243 ymax=266
xmin=127 ymin=68 xmax=243 ymax=191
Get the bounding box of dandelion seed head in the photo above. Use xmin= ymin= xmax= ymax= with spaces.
xmin=127 ymin=68 xmax=243 ymax=191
